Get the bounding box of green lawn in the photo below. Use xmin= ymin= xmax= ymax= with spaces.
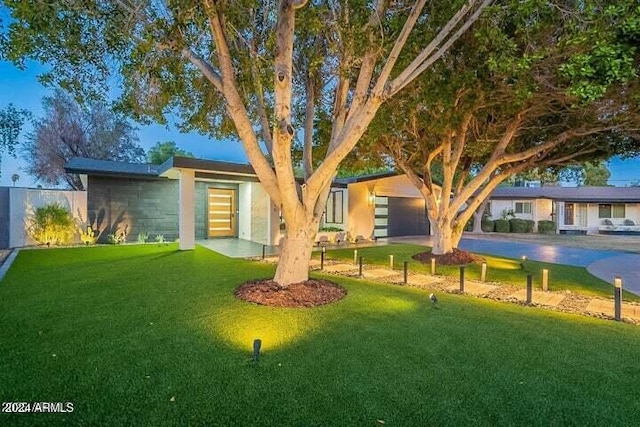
xmin=2 ymin=245 xmax=640 ymax=426
xmin=319 ymin=243 xmax=640 ymax=301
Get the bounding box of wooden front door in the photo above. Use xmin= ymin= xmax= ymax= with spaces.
xmin=208 ymin=188 xmax=236 ymax=238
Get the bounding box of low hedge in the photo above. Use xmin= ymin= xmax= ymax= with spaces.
xmin=494 ymin=219 xmax=509 ymax=233
xmin=525 ymin=220 xmax=535 ymax=233
xmin=509 ymin=218 xmax=528 ymax=233
xmin=538 ymin=220 xmax=556 ymax=234
xmin=481 ymin=220 xmax=494 ymax=232
xmin=464 ymin=218 xmax=474 ymax=232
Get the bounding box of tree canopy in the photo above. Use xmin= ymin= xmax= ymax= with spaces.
xmin=147 ymin=141 xmax=194 ymax=165
xmin=0 ymin=104 xmax=30 ymax=179
xmin=1 ymin=0 xmax=492 ymax=285
xmin=563 ymin=161 xmax=612 ymax=187
xmin=22 ymin=90 xmax=145 ymax=190
xmin=364 ymin=0 xmax=640 ymax=253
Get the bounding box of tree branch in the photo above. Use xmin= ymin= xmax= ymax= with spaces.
xmin=388 ymin=0 xmax=493 ymax=97
xmin=371 ymin=0 xmax=428 ymax=97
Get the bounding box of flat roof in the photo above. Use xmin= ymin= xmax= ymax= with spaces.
xmin=65 ymin=157 xmax=161 ymax=178
xmin=65 ymin=157 xmax=403 ymax=186
xmin=491 ymin=186 xmax=640 ymax=203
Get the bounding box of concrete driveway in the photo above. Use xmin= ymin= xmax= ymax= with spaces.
xmin=390 ymin=235 xmax=640 ymax=295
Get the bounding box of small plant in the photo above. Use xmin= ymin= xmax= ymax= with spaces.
xmin=155 ymin=234 xmax=165 ymax=244
xmin=137 ymin=232 xmax=149 ymax=244
xmin=79 ymin=225 xmax=97 ymax=245
xmin=500 ymin=209 xmax=516 ymax=220
xmin=27 ymin=203 xmax=76 ymax=246
xmin=107 ymin=228 xmax=127 ymax=244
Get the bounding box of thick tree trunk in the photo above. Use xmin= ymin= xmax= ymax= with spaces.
xmin=273 ymin=223 xmax=316 ymax=286
xmin=431 ymin=217 xmax=464 ymax=255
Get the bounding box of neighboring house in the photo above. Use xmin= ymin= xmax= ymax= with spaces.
xmin=58 ymin=156 xmax=437 ymax=250
xmin=488 ymin=186 xmax=640 ymax=234
xmin=0 ymin=187 xmax=86 ymax=248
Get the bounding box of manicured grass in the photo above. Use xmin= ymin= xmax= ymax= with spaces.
xmin=320 ymin=244 xmax=640 ymax=301
xmin=2 ymin=245 xmax=640 ymax=425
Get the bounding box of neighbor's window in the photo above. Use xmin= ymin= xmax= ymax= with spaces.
xmin=599 ymin=204 xmax=626 ymax=218
xmin=514 ymin=201 xmax=532 ymax=214
xmin=564 ymin=203 xmax=574 ymax=226
xmin=325 ymin=190 xmax=344 ymax=223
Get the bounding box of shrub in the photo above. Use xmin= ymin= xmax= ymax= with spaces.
xmin=481 ymin=220 xmax=494 ymax=232
xmin=624 ymin=219 xmax=635 ymax=226
xmin=500 ymin=209 xmax=515 ymax=220
xmin=155 ymin=234 xmax=165 ymax=244
xmin=28 ymin=203 xmax=75 ymax=246
xmin=107 ymin=230 xmax=127 ymax=245
xmin=509 ymin=218 xmax=528 ymax=233
xmin=538 ymin=220 xmax=556 ymax=234
xmin=464 ymin=217 xmax=474 ymax=232
xmin=525 ymin=220 xmax=535 ymax=233
xmin=107 ymin=228 xmax=127 ymax=244
xmin=319 ymin=226 xmax=342 ymax=232
xmin=494 ymin=219 xmax=509 ymax=233
xmin=137 ymin=232 xmax=149 ymax=244
xmin=79 ymin=225 xmax=97 ymax=245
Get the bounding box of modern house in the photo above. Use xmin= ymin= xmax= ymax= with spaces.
xmin=55 ymin=156 xmax=436 ymax=250
xmin=488 ymin=186 xmax=640 ymax=234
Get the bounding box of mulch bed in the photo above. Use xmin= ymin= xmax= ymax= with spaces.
xmin=235 ymin=279 xmax=347 ymax=308
xmin=412 ymin=248 xmax=485 ymax=265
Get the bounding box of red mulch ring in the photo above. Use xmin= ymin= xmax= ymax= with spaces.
xmin=234 ymin=279 xmax=347 ymax=308
xmin=412 ymin=248 xmax=485 ymax=265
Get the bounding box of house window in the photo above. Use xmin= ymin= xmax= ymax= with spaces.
xmin=564 ymin=203 xmax=574 ymax=226
xmin=599 ymin=204 xmax=625 ymax=219
xmin=325 ymin=190 xmax=343 ymax=223
xmin=514 ymin=201 xmax=532 ymax=214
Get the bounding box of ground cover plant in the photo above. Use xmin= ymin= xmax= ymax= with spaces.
xmin=320 ymin=244 xmax=640 ymax=301
xmin=1 ymin=245 xmax=640 ymax=426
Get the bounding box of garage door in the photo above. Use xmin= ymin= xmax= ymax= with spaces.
xmin=386 ymin=197 xmax=430 ymax=237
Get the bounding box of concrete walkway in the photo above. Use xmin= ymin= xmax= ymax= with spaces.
xmin=256 ymin=256 xmax=640 ymax=323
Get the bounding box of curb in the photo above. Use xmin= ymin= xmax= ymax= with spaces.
xmin=0 ymin=249 xmax=20 ymax=282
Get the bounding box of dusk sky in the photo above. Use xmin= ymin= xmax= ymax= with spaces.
xmin=0 ymin=60 xmax=249 ymax=188
xmin=1 ymin=59 xmax=640 ymax=188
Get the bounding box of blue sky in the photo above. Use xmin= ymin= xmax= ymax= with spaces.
xmin=1 ymin=59 xmax=640 ymax=188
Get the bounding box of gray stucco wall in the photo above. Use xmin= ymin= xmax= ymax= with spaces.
xmin=0 ymin=187 xmax=9 ymax=249
xmin=88 ymin=176 xmax=182 ymax=243
xmin=88 ymin=176 xmax=238 ymax=243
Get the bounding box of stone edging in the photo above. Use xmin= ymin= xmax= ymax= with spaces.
xmin=0 ymin=249 xmax=20 ymax=282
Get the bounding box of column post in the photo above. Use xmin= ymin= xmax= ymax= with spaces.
xmin=178 ymin=169 xmax=196 ymax=250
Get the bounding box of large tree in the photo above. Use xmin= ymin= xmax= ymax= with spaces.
xmin=368 ymin=0 xmax=640 ymax=254
xmin=147 ymin=141 xmax=194 ymax=165
xmin=1 ymin=1 xmax=492 ymax=285
xmin=563 ymin=161 xmax=612 ymax=187
xmin=22 ymin=90 xmax=145 ymax=190
xmin=0 ymin=104 xmax=30 ymax=179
